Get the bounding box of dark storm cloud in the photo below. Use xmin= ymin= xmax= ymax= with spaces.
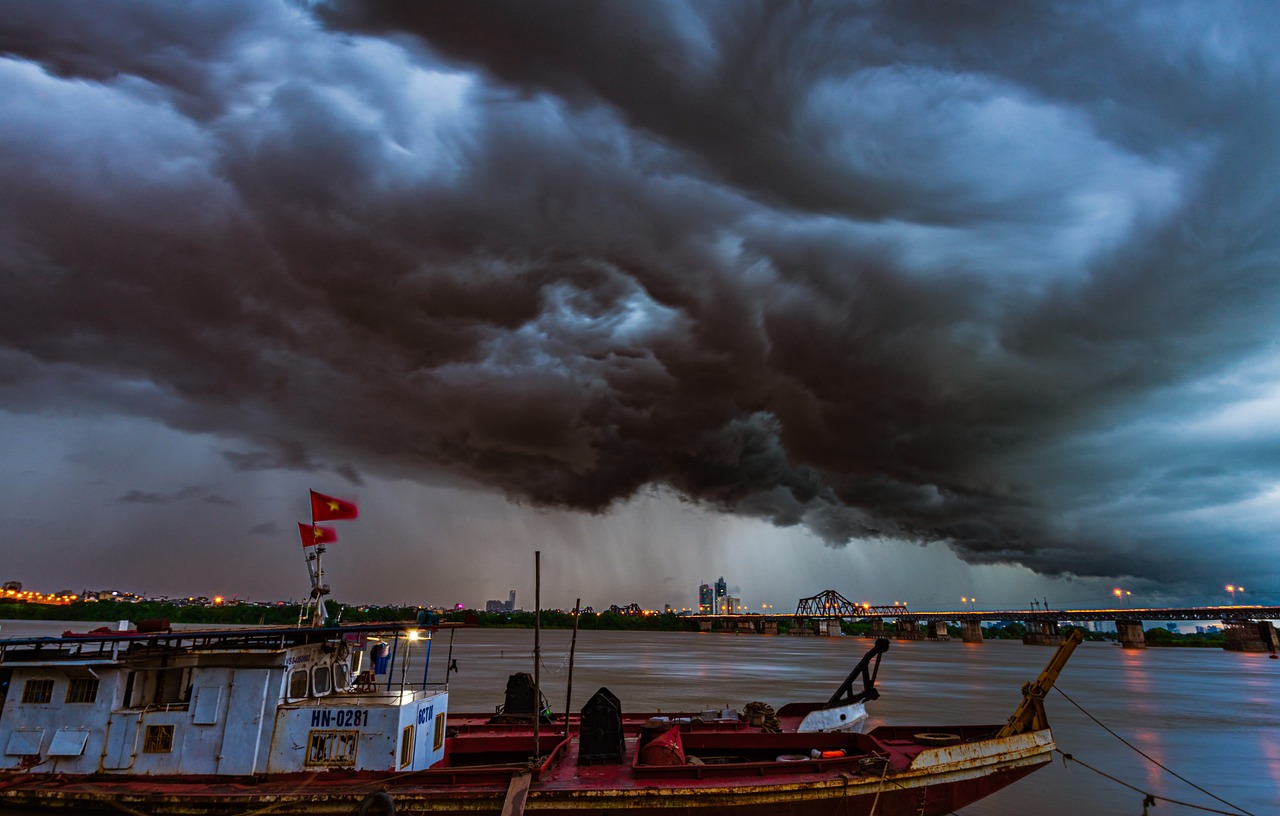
xmin=117 ymin=486 xmax=208 ymax=505
xmin=250 ymin=521 xmax=281 ymax=537
xmin=3 ymin=1 xmax=1279 ymax=592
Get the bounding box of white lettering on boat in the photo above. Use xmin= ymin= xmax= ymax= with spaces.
xmin=310 ymin=709 xmax=369 ymax=728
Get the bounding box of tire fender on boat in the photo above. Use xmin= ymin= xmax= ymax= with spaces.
xmin=356 ymin=790 xmax=396 ymax=816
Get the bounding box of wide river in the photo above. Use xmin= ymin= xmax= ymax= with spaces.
xmin=3 ymin=622 xmax=1275 ymax=814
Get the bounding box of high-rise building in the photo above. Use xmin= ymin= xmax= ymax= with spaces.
xmin=485 ymin=590 xmax=517 ymax=614
xmin=698 ymin=583 xmax=713 ymax=613
xmin=719 ymin=595 xmax=741 ymax=615
xmin=715 ymin=576 xmax=727 ymax=605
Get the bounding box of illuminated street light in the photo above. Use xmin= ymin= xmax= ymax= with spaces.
xmin=1113 ymin=588 xmax=1130 ymax=609
xmin=1226 ymin=585 xmax=1242 ymax=604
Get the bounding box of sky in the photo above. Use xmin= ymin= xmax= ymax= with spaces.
xmin=2 ymin=1 xmax=1278 ymax=614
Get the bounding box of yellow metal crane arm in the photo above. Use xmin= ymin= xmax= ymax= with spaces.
xmin=996 ymin=628 xmax=1085 ymax=737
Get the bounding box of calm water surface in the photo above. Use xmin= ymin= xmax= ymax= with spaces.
xmin=4 ymin=622 xmax=1275 ymax=814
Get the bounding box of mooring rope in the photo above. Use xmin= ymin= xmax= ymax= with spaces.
xmin=1053 ymin=687 xmax=1256 ymax=816
xmin=1055 ymin=751 xmax=1253 ymax=816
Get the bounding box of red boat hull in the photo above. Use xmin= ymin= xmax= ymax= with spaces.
xmin=0 ymin=725 xmax=1054 ymax=815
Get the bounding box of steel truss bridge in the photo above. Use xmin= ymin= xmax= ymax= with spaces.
xmin=684 ymin=590 xmax=1279 ymax=650
xmin=794 ymin=589 xmax=909 ymax=619
xmin=789 ymin=590 xmax=1280 ymax=623
xmin=683 ymin=589 xmax=1278 ymax=624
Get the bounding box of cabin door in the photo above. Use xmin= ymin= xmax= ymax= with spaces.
xmin=101 ymin=712 xmax=141 ymax=770
xmin=216 ymin=669 xmax=273 ymax=775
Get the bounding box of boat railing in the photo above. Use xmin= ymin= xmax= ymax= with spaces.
xmin=329 ymin=683 xmax=448 ymax=705
xmin=121 ymin=702 xmax=191 ymax=714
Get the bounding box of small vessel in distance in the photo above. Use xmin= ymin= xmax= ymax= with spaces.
xmin=0 ymin=619 xmax=1083 ymax=815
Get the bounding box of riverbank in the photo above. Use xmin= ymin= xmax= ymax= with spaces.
xmin=0 ymin=601 xmax=1228 ymax=647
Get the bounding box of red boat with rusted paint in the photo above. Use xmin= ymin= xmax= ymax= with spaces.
xmin=0 ymin=619 xmax=1083 ymax=815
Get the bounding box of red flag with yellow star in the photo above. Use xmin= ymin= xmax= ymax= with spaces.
xmin=299 ymin=522 xmax=338 ymax=547
xmin=310 ymin=490 xmax=359 ymax=522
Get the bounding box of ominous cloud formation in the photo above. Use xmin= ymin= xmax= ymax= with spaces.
xmin=3 ymin=1 xmax=1279 ymax=594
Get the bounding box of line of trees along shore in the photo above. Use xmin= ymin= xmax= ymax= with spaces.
xmin=0 ymin=602 xmax=1226 ymax=647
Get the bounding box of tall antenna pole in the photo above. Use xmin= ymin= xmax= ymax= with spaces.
xmin=312 ymin=540 xmax=328 ymax=627
xmin=564 ymin=597 xmax=581 ymax=738
xmin=299 ymin=544 xmax=319 ymax=627
xmin=533 ymin=550 xmax=541 ymax=759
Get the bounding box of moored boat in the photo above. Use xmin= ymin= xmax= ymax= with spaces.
xmin=0 ymin=620 xmax=1084 ymax=815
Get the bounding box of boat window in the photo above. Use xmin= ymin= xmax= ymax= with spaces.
xmin=21 ymin=678 xmax=54 ymax=704
xmin=157 ymin=668 xmax=191 ymax=705
xmin=305 ymin=730 xmax=359 ymax=767
xmin=126 ymin=667 xmax=191 ymax=708
xmin=288 ymin=669 xmax=309 ymax=700
xmin=143 ymin=724 xmax=174 ymax=753
xmin=66 ymin=677 xmax=99 ymax=704
xmin=332 ymin=663 xmax=350 ymax=690
xmin=399 ymin=724 xmax=415 ymax=769
xmin=433 ymin=712 xmax=445 ymax=751
xmin=312 ymin=665 xmax=332 ymax=696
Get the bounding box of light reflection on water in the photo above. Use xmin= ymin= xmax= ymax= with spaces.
xmin=2 ymin=622 xmax=1275 ymax=814
xmin=437 ymin=629 xmax=1277 ymax=815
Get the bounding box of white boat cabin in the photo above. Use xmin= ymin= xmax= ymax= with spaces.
xmin=0 ymin=623 xmax=447 ymax=776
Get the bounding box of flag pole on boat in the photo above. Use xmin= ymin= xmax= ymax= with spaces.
xmin=301 ymin=490 xmax=359 ymax=628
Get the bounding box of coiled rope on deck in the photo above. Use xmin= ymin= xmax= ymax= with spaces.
xmin=1053 ymin=686 xmax=1256 ymax=816
xmin=742 ymin=701 xmax=781 ymax=732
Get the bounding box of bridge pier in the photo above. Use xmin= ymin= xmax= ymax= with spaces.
xmin=1264 ymin=622 xmax=1280 ymax=653
xmin=755 ymin=619 xmax=778 ymax=635
xmin=960 ymin=620 xmax=983 ymax=643
xmin=1223 ymin=619 xmax=1278 ymax=652
xmin=1022 ymin=619 xmax=1061 ymax=646
xmin=1115 ymin=619 xmax=1146 ymax=649
xmin=789 ymin=618 xmax=840 ymax=637
xmin=697 ymin=619 xmax=712 ymax=632
xmin=927 ymin=620 xmax=950 ymax=641
xmin=896 ymin=619 xmax=926 ymax=641
xmin=868 ymin=616 xmax=888 ymax=639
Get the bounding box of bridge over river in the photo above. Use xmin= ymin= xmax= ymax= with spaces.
xmin=688 ymin=589 xmax=1280 ymax=651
